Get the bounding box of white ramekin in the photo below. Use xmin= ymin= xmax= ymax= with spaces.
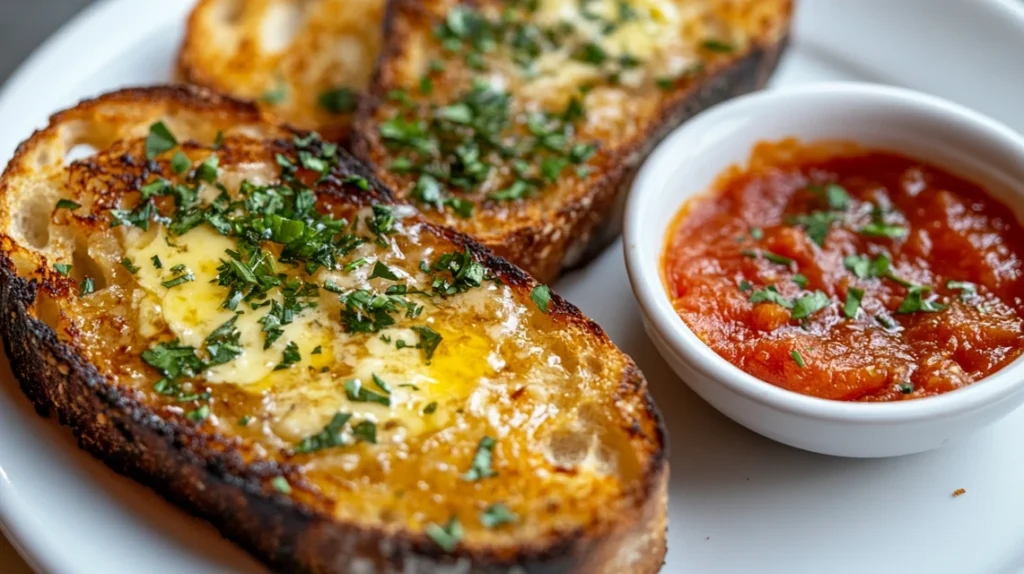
xmin=624 ymin=82 xmax=1024 ymax=457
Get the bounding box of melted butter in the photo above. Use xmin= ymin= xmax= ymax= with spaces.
xmin=123 ymin=216 xmax=506 ymax=447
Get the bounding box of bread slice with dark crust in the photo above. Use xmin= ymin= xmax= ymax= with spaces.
xmin=0 ymin=86 xmax=667 ymax=574
xmin=353 ymin=0 xmax=792 ymax=282
xmin=178 ymin=0 xmax=386 ymax=144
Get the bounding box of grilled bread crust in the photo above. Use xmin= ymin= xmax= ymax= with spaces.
xmin=353 ymin=0 xmax=792 ymax=282
xmin=0 ymin=86 xmax=668 ymax=574
xmin=178 ymin=0 xmax=386 ymax=144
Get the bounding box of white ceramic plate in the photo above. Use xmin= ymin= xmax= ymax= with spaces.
xmin=2 ymin=1 xmax=1024 ymax=573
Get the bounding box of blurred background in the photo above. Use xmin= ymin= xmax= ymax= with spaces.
xmin=0 ymin=0 xmax=92 ymax=83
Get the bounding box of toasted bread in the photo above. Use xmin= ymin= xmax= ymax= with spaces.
xmin=353 ymin=0 xmax=792 ymax=282
xmin=0 ymin=86 xmax=667 ymax=574
xmin=178 ymin=0 xmax=386 ymax=144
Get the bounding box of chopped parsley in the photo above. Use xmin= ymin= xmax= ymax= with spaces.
xmin=145 ymin=121 xmax=178 ymax=160
xmin=318 ymin=87 xmax=358 ymax=114
xmin=947 ymin=280 xmax=977 ymax=302
xmin=271 ymin=476 xmax=292 ymax=495
xmin=345 ymin=379 xmax=391 ymax=406
xmin=261 ymin=82 xmax=288 ymax=105
xmin=876 ymin=314 xmax=898 ymax=330
xmin=79 ymin=277 xmax=95 ymax=296
xmin=425 ymin=517 xmax=463 ymax=552
xmin=120 ymin=257 xmax=139 ymax=274
xmin=792 ymin=274 xmax=808 ymax=289
xmin=295 ymin=412 xmax=353 ymax=454
xmin=423 ymin=401 xmax=438 ymax=415
xmin=351 ymin=420 xmax=377 ymax=444
xmin=531 ymin=284 xmax=551 ymax=313
xmin=741 ymin=248 xmax=794 ymax=267
xmin=53 ymin=263 xmax=72 ymax=276
xmin=171 ymin=150 xmax=191 ymax=175
xmin=411 ymin=325 xmax=443 ymax=362
xmin=859 ymin=221 xmax=909 ymax=239
xmin=790 ymin=291 xmax=829 ymax=320
xmin=205 ymin=315 xmax=243 ymax=366
xmin=195 ymin=156 xmax=219 ymax=183
xmin=161 ymin=271 xmax=195 ymax=289
xmin=273 ymin=342 xmax=301 ymax=370
xmin=55 ymin=199 xmax=81 ymax=211
xmin=790 ymin=349 xmax=806 ymax=368
xmin=897 ymin=286 xmax=948 ymax=314
xmin=702 ymin=39 xmax=735 ymax=53
xmin=369 ymin=261 xmax=399 ymax=281
xmin=151 ymin=255 xmax=163 ymax=269
xmin=738 ymin=279 xmax=753 ymax=292
xmin=748 ymin=286 xmax=793 ymax=308
xmin=480 ymin=503 xmax=518 ymax=528
xmin=185 ymin=404 xmax=210 ymax=423
xmin=843 ymin=287 xmax=864 ymax=319
xmin=462 ymin=436 xmax=497 ymax=481
xmin=898 ymin=382 xmax=914 ymax=394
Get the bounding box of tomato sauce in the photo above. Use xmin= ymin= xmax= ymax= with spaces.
xmin=662 ymin=140 xmax=1024 ymax=401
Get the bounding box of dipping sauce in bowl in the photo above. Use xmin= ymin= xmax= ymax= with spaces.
xmin=662 ymin=139 xmax=1024 ymax=402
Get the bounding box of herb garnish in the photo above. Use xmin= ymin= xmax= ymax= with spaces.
xmin=791 ymin=349 xmax=806 ymax=368
xmin=843 ymin=287 xmax=864 ymax=319
xmin=53 ymin=263 xmax=72 ymax=276
xmin=55 ymin=199 xmax=81 ymax=211
xmin=271 ymin=476 xmax=292 ymax=495
xmin=345 ymin=379 xmax=391 ymax=406
xmin=531 ymin=284 xmax=551 ymax=313
xmin=480 ymin=503 xmax=518 ymax=528
xmin=462 ymin=436 xmax=497 ymax=481
xmin=274 ymin=342 xmax=301 ymax=370
xmin=791 ymin=291 xmax=830 ymax=320
xmin=947 ymin=280 xmax=977 ymax=302
xmin=412 ymin=326 xmax=443 ymax=362
xmin=145 ymin=122 xmax=177 ymax=160
xmin=120 ymin=257 xmax=139 ymax=274
xmin=318 ymin=87 xmax=358 ymax=114
xmin=80 ymin=277 xmax=95 ymax=296
xmin=741 ymin=249 xmax=794 ymax=267
xmin=426 ymin=517 xmax=463 ymax=552
xmin=897 ymin=286 xmax=948 ymax=314
xmin=295 ymin=412 xmax=353 ymax=454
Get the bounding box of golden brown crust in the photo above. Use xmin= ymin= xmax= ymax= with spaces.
xmin=0 ymin=87 xmax=668 ymax=573
xmin=353 ymin=0 xmax=793 ymax=283
xmin=178 ymin=0 xmax=386 ymax=144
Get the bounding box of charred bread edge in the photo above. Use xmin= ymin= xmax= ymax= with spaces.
xmin=0 ymin=85 xmax=668 ymax=574
xmin=352 ymin=0 xmax=792 ymax=282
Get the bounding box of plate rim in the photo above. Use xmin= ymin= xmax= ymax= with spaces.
xmin=3 ymin=0 xmax=1024 ymax=573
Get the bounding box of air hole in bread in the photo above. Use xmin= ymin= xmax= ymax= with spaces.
xmin=64 ymin=143 xmax=98 ymax=166
xmin=260 ymin=2 xmax=306 ymax=53
xmin=546 ymin=429 xmax=591 ymax=470
xmin=15 ymin=190 xmax=53 ymax=249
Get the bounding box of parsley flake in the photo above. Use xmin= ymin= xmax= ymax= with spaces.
xmin=55 ymin=199 xmax=81 ymax=211
xmin=480 ymin=503 xmax=518 ymax=528
xmin=843 ymin=287 xmax=864 ymax=319
xmin=53 ymin=263 xmax=72 ymax=276
xmin=145 ymin=121 xmax=178 ymax=159
xmin=295 ymin=412 xmax=353 ymax=454
xmin=531 ymin=284 xmax=551 ymax=313
xmin=426 ymin=517 xmax=463 ymax=553
xmin=462 ymin=436 xmax=497 ymax=481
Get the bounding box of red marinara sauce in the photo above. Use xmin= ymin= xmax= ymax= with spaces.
xmin=663 ymin=140 xmax=1024 ymax=402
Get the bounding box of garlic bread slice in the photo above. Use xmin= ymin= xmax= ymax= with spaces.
xmin=0 ymin=86 xmax=667 ymax=574
xmin=179 ymin=0 xmax=386 ymax=143
xmin=354 ymin=0 xmax=793 ymax=282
